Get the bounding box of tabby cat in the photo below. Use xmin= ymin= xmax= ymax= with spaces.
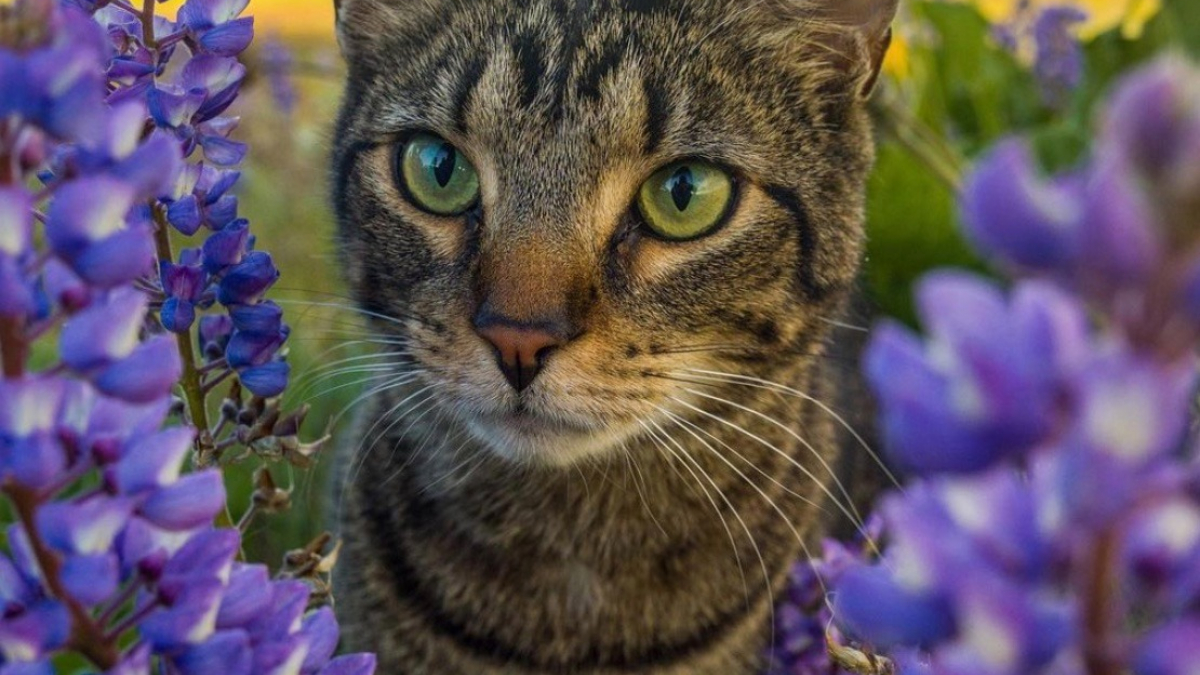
xmin=328 ymin=0 xmax=897 ymax=672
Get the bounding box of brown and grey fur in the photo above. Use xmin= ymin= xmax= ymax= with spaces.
xmin=328 ymin=1 xmax=897 ymax=672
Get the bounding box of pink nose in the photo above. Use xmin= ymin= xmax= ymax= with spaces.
xmin=474 ymin=323 xmax=564 ymax=392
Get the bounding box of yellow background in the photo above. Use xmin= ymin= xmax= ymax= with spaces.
xmin=160 ymin=0 xmax=338 ymax=36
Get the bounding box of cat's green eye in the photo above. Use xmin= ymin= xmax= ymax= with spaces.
xmin=636 ymin=161 xmax=734 ymax=241
xmin=397 ymin=133 xmax=481 ymax=216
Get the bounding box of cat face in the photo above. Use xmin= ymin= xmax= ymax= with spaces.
xmin=332 ymin=0 xmax=895 ymax=466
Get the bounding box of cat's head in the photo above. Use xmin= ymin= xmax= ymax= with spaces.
xmin=331 ymin=0 xmax=897 ymax=466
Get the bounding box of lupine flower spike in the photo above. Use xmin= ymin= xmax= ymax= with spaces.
xmin=0 ymin=0 xmax=373 ymax=672
xmin=810 ymin=57 xmax=1200 ymax=675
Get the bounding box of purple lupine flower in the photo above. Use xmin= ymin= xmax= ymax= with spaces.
xmin=260 ymin=37 xmax=298 ymax=115
xmin=1032 ymin=6 xmax=1088 ymax=108
xmin=866 ymin=275 xmax=1084 ymax=475
xmin=178 ymin=0 xmax=254 ymax=58
xmin=0 ymin=1 xmax=366 ymax=673
xmin=828 ymin=57 xmax=1200 ymax=675
xmin=986 ymin=3 xmax=1089 ymax=109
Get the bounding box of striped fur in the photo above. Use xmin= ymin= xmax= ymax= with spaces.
xmin=328 ymin=1 xmax=896 ymax=672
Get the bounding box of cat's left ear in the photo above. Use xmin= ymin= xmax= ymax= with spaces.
xmin=827 ymin=0 xmax=899 ymax=97
xmin=769 ymin=0 xmax=900 ymax=98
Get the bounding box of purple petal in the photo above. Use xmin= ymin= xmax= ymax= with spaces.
xmin=168 ymin=195 xmax=204 ymax=235
xmin=1123 ymin=497 xmax=1200 ymax=591
xmin=197 ymin=166 xmax=241 ymax=202
xmin=198 ymin=134 xmax=247 ymax=166
xmin=37 ymin=497 xmax=135 ymax=555
xmin=139 ymin=579 xmax=224 ymax=649
xmin=161 ymin=297 xmax=197 ymax=333
xmin=0 ymin=256 xmax=34 ymax=318
xmin=0 ymin=661 xmax=54 ymax=675
xmin=46 ymin=177 xmax=137 ymax=254
xmin=183 ymin=56 xmax=246 ymax=120
xmin=115 ymin=427 xmax=196 ymax=495
xmin=227 ymin=327 xmax=287 ymax=369
xmin=197 ymin=17 xmax=255 ymax=57
xmin=1133 ymin=621 xmax=1200 ymax=675
xmin=0 ymin=601 xmax=70 ymax=663
xmin=199 ymin=314 xmax=234 ymax=360
xmin=163 ymin=529 xmax=241 ymax=585
xmin=0 ymin=377 xmax=65 ymax=438
xmin=0 ymin=556 xmax=34 ymax=608
xmin=60 ymin=553 xmax=119 ymax=606
xmin=94 ymin=334 xmax=183 ymax=404
xmin=5 ymin=434 xmax=67 ymax=492
xmin=161 ymin=261 xmax=209 ymax=302
xmin=832 ymin=564 xmax=955 ymax=650
xmin=229 ymin=301 xmax=284 ymax=334
xmin=1076 ymin=353 xmax=1196 ymax=464
xmin=0 ymin=187 xmax=32 ymax=257
xmin=318 ymin=654 xmax=377 ymax=675
xmin=179 ymin=0 xmax=250 ymax=30
xmin=6 ymin=526 xmax=40 ymax=588
xmin=114 ymin=131 xmax=184 ymax=199
xmin=84 ymin=395 xmax=170 ymax=458
xmin=299 ymin=607 xmax=340 ymax=674
xmin=147 ymin=86 xmax=205 ymax=129
xmin=1079 ymin=158 xmax=1161 ymax=286
xmin=218 ymin=251 xmax=280 ymax=306
xmin=68 ymin=224 xmax=157 ymax=289
xmin=182 ymin=55 xmax=246 ymax=94
xmin=865 ymin=323 xmax=990 ymax=475
xmin=202 ymin=219 xmax=250 ymax=272
xmin=1104 ymin=58 xmax=1200 ymax=181
xmin=238 ymin=361 xmax=290 ymax=398
xmin=61 ymin=287 xmax=148 ymax=372
xmin=42 ymin=259 xmax=90 ymax=311
xmin=961 ymin=140 xmax=1082 ymax=273
xmin=216 ymin=564 xmax=273 ymax=629
xmin=140 ymin=471 xmax=227 ymax=531
xmin=246 ymin=581 xmax=310 ymax=644
xmin=173 ymin=630 xmax=252 ymax=675
xmin=206 ymin=194 xmax=239 ymax=229
xmin=253 ymin=633 xmax=309 ymax=675
xmin=115 ymin=516 xmax=178 ymax=578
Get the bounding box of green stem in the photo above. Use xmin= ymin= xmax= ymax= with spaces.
xmin=151 ymin=209 xmax=212 ymax=439
xmin=871 ymin=94 xmax=966 ymax=194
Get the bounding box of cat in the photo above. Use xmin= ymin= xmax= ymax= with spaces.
xmin=328 ymin=0 xmax=897 ymax=672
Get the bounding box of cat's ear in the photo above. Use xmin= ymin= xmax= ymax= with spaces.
xmin=334 ymin=0 xmax=410 ymax=60
xmin=767 ymin=0 xmax=900 ymax=98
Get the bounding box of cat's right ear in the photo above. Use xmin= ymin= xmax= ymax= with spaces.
xmin=762 ymin=0 xmax=901 ymax=98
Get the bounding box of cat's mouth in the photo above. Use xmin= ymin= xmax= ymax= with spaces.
xmin=463 ymin=405 xmax=632 ymax=466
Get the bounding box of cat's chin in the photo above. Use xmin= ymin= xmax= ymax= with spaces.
xmin=463 ymin=410 xmax=633 ymax=467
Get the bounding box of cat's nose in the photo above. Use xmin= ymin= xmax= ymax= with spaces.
xmin=473 ymin=319 xmax=565 ymax=392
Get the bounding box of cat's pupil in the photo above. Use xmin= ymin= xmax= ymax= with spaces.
xmin=431 ymin=144 xmax=457 ymax=188
xmin=667 ymin=166 xmax=695 ymax=212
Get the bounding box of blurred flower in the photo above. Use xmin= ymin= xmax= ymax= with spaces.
xmin=259 ymin=36 xmax=297 ymax=115
xmin=829 ymin=56 xmax=1200 ymax=675
xmin=1032 ymin=6 xmax=1087 ymax=107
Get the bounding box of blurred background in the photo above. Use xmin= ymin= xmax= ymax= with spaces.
xmin=219 ymin=0 xmax=1200 ymax=566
